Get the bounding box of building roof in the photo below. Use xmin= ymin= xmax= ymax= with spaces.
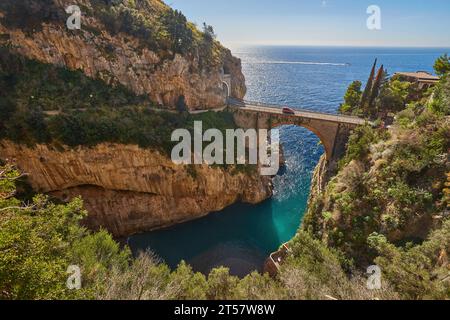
xmin=395 ymin=71 xmax=440 ymax=82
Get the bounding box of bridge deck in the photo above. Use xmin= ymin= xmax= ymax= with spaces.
xmin=229 ymin=99 xmax=367 ymax=126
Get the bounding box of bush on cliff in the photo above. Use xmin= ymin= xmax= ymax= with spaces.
xmin=306 ymin=111 xmax=448 ymax=261
xmin=0 ymin=48 xmax=240 ymax=156
xmin=368 ymin=220 xmax=450 ymax=300
xmin=428 ymin=72 xmax=450 ymax=116
xmin=339 ymin=80 xmax=362 ymax=116
xmin=433 ymin=54 xmax=450 ymax=77
xmin=338 ymin=124 xmax=390 ymax=169
xmin=303 ymin=66 xmax=450 ymax=298
xmin=0 ymin=0 xmax=63 ymax=32
xmin=376 ymin=79 xmax=416 ymax=113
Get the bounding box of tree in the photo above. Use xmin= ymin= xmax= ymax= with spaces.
xmin=198 ymin=23 xmax=218 ymax=69
xmin=169 ymin=261 xmax=208 ymax=299
xmin=206 ymin=267 xmax=239 ymax=300
xmin=339 ymin=81 xmax=362 ymax=115
xmin=98 ymin=252 xmax=172 ymax=300
xmin=234 ymin=272 xmax=285 ymax=299
xmin=339 ymin=125 xmax=379 ymax=167
xmin=0 ymin=164 xmax=132 ymax=300
xmin=0 ymin=165 xmax=87 ymax=299
xmin=361 ymin=59 xmax=377 ymax=113
xmin=428 ymin=73 xmax=450 ymax=115
xmin=368 ymin=65 xmax=385 ymax=116
xmin=376 ymin=80 xmax=411 ymax=113
xmin=433 ymin=54 xmax=450 ymax=77
xmin=202 ymin=23 xmax=216 ymax=42
xmin=162 ymin=9 xmax=193 ymax=54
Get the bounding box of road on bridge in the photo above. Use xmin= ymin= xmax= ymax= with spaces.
xmin=228 ymin=99 xmax=368 ymax=126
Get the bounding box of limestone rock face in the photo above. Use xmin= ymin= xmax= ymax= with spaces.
xmin=0 ymin=0 xmax=258 ymax=237
xmin=0 ymin=141 xmax=272 ymax=237
xmin=0 ymin=0 xmax=246 ymax=110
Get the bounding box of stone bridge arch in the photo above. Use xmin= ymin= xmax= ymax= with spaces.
xmin=230 ymin=107 xmax=356 ymax=165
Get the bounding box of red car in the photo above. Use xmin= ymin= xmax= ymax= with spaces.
xmin=282 ymin=107 xmax=295 ymax=115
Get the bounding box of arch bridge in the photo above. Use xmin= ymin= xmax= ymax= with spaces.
xmin=227 ymin=98 xmax=369 ymax=165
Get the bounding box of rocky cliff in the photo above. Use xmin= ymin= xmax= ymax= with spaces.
xmin=302 ymin=118 xmax=449 ymax=263
xmin=0 ymin=141 xmax=272 ymax=237
xmin=0 ymin=0 xmax=246 ymax=110
xmin=0 ymin=0 xmax=264 ymax=237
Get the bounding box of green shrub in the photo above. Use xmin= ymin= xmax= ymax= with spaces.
xmin=368 ymin=221 xmax=450 ymax=300
xmin=433 ymin=54 xmax=450 ymax=77
xmin=169 ymin=261 xmax=208 ymax=300
xmin=206 ymin=267 xmax=239 ymax=300
xmin=0 ymin=0 xmax=63 ymax=32
xmin=427 ymin=74 xmax=450 ymax=116
xmin=339 ymin=81 xmax=362 ymax=115
xmin=339 ymin=125 xmax=387 ymax=168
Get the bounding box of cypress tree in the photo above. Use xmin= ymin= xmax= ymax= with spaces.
xmin=361 ymin=58 xmax=377 ymax=113
xmin=368 ymin=65 xmax=385 ymax=116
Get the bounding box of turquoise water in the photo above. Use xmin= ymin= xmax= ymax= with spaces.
xmin=128 ymin=46 xmax=446 ymax=277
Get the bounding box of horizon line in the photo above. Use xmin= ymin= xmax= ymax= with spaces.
xmin=225 ymin=42 xmax=450 ymax=50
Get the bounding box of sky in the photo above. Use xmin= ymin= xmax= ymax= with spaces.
xmin=168 ymin=0 xmax=450 ymax=48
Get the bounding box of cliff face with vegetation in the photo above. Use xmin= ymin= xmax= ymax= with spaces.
xmin=0 ymin=0 xmax=246 ymax=110
xmin=0 ymin=0 xmax=267 ymax=237
xmin=300 ymin=69 xmax=450 ymax=299
xmin=0 ymin=141 xmax=271 ymax=237
xmin=304 ymin=118 xmax=448 ymax=259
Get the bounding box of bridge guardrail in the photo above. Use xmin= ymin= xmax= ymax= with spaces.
xmin=228 ymin=98 xmax=367 ymax=122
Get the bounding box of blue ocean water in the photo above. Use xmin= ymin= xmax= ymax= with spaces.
xmin=128 ymin=46 xmax=446 ymax=277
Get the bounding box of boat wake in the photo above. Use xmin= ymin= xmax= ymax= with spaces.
xmin=245 ymin=60 xmax=350 ymax=66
